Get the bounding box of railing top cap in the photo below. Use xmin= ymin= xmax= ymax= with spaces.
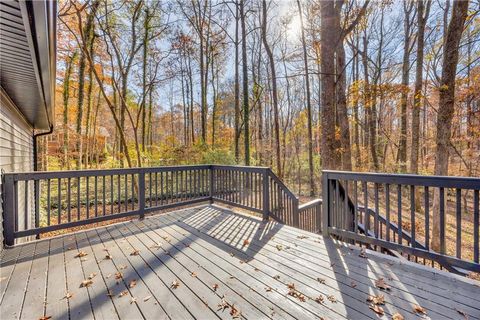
xmin=322 ymin=170 xmax=480 ymax=189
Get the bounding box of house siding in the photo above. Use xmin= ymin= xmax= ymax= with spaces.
xmin=0 ymin=88 xmax=34 ymax=248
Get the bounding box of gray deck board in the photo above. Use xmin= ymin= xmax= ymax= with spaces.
xmin=178 ymin=207 xmax=479 ymax=318
xmin=44 ymin=236 xmax=69 ymax=320
xmin=1 ymin=205 xmax=479 ymax=320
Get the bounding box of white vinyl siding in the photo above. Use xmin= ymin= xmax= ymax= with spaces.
xmin=0 ymin=88 xmax=34 ymax=247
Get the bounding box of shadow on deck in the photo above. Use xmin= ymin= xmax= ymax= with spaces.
xmin=1 ymin=205 xmax=479 ymax=320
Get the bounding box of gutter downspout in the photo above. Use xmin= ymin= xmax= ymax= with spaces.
xmin=33 ymin=125 xmax=53 ymax=239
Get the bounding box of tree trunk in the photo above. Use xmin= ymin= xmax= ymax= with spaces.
xmin=297 ymin=0 xmax=315 ymax=194
xmin=261 ymin=0 xmax=281 ymax=178
xmin=320 ymin=1 xmax=338 ymax=170
xmin=431 ymin=0 xmax=469 ymax=252
xmin=234 ymin=1 xmax=240 ymax=163
xmin=63 ymin=52 xmax=76 ymax=170
xmin=240 ymin=0 xmax=250 ymax=165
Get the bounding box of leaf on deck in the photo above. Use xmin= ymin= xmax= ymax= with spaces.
xmin=369 ymin=304 xmax=384 ymax=315
xmin=171 ymin=280 xmax=180 ymax=289
xmin=80 ymin=279 xmax=93 ymax=288
xmin=129 ymin=279 xmax=137 ymax=288
xmin=119 ymin=290 xmax=128 ymax=298
xmin=243 ymin=239 xmax=250 ymax=246
xmin=88 ymin=273 xmax=97 ymax=280
xmin=413 ymin=304 xmax=427 ymax=315
xmin=367 ymin=294 xmax=385 ymax=305
xmin=456 ymin=309 xmax=468 ymax=319
xmin=297 ymin=235 xmax=308 ymax=239
xmin=359 ymin=248 xmax=367 ymax=258
xmin=130 ymin=249 xmax=140 ymax=256
xmin=191 ymin=272 xmax=198 ymax=277
xmin=375 ymin=278 xmax=391 ymax=291
xmin=38 ymin=316 xmax=52 ymax=320
xmin=392 ymin=312 xmax=404 ymax=320
xmin=212 ymin=283 xmax=219 ymax=291
xmin=327 ymin=295 xmax=337 ymax=303
xmin=63 ymin=292 xmax=73 ymax=300
xmin=115 ymin=272 xmax=123 ymax=280
xmin=74 ymin=251 xmax=88 ymax=258
xmin=276 ymin=245 xmax=283 ymax=251
xmin=130 ymin=297 xmax=137 ymax=304
xmin=314 ymin=295 xmax=324 ymax=304
xmin=104 ymin=254 xmax=113 ymax=260
xmin=317 ymin=277 xmax=326 ymax=284
xmin=217 ymin=297 xmax=229 ymax=312
xmin=230 ymin=304 xmax=241 ymax=318
xmin=143 ymin=295 xmax=152 ymax=302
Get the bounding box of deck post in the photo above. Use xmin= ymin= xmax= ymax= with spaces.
xmin=321 ymin=171 xmax=330 ymax=237
xmin=2 ymin=174 xmax=16 ymax=246
xmin=262 ymin=169 xmax=270 ymax=221
xmin=209 ymin=165 xmax=214 ymax=204
xmin=293 ymin=198 xmax=299 ymax=228
xmin=139 ymin=170 xmax=145 ymax=219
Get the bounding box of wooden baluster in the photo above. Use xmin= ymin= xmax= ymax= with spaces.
xmin=425 ymin=186 xmax=430 ymax=250
xmin=456 ymin=188 xmax=461 ymax=259
xmin=397 ymin=185 xmax=402 ymax=245
xmin=385 ymin=184 xmax=390 ymax=241
xmin=410 ymin=185 xmax=415 ymax=247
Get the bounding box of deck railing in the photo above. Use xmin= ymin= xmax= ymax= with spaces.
xmin=1 ymin=165 xmax=322 ymax=246
xmin=3 ymin=166 xmax=478 ymax=274
xmin=322 ymin=170 xmax=480 ymax=273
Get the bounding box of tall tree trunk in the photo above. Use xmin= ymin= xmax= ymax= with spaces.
xmin=240 ymin=0 xmax=250 ymax=165
xmin=397 ymin=1 xmax=414 ymax=172
xmin=297 ymin=0 xmax=315 ymax=194
xmin=63 ymin=52 xmax=76 ymax=170
xmin=320 ymin=1 xmax=338 ymax=170
xmin=410 ymin=0 xmax=431 ymax=174
xmin=234 ymin=1 xmax=240 ymax=163
xmin=141 ymin=7 xmax=150 ymax=153
xmin=431 ymin=0 xmax=469 ymax=252
xmin=261 ymin=0 xmax=281 ymax=178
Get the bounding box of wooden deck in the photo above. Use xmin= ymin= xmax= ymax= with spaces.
xmin=1 ymin=205 xmax=479 ymax=320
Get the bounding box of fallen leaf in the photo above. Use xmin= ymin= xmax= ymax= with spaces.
xmin=375 ymin=278 xmax=391 ymax=291
xmin=287 ymin=288 xmax=306 ymax=302
xmin=367 ymin=294 xmax=385 ymax=305
xmin=243 ymin=239 xmax=250 ymax=246
xmin=217 ymin=297 xmax=229 ymax=312
xmin=456 ymin=309 xmax=468 ymax=319
xmin=63 ymin=292 xmax=73 ymax=300
xmin=297 ymin=235 xmax=308 ymax=239
xmin=119 ymin=290 xmax=128 ymax=298
xmin=359 ymin=248 xmax=367 ymax=258
xmin=143 ymin=295 xmax=152 ymax=302
xmin=314 ymin=295 xmax=324 ymax=304
xmin=130 ymin=249 xmax=140 ymax=256
xmin=265 ymin=287 xmax=272 ymax=292
xmin=171 ymin=280 xmax=180 ymax=289
xmin=230 ymin=304 xmax=241 ymax=318
xmin=317 ymin=278 xmax=326 ymax=284
xmin=88 ymin=273 xmax=97 ymax=280
xmin=229 ymin=252 xmax=235 ymax=257
xmin=413 ymin=304 xmax=427 ymax=315
xmin=129 ymin=279 xmax=137 ymax=288
xmin=115 ymin=272 xmax=123 ymax=280
xmin=350 ymin=281 xmax=357 ymax=288
xmin=276 ymin=245 xmax=283 ymax=251
xmin=392 ymin=312 xmax=404 ymax=320
xmin=80 ymin=279 xmax=93 ymax=288
xmin=287 ymin=283 xmax=295 ymax=290
xmin=119 ymin=265 xmax=128 ymax=270
xmin=212 ymin=283 xmax=219 ymax=291
xmin=38 ymin=316 xmax=52 ymax=320
xmin=254 ymin=268 xmax=260 ymax=272
xmin=191 ymin=272 xmax=198 ymax=277
xmin=327 ymin=295 xmax=337 ymax=303
xmin=130 ymin=297 xmax=137 ymax=304
xmin=74 ymin=251 xmax=88 ymax=258
xmin=369 ymin=304 xmax=384 ymax=315
xmin=273 ymin=275 xmax=280 ymax=280
xmin=105 ymin=254 xmax=113 ymax=260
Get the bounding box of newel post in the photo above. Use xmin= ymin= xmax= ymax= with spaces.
xmin=209 ymin=165 xmax=214 ymax=204
xmin=139 ymin=169 xmax=145 ymax=219
xmin=321 ymin=171 xmax=330 ymax=237
xmin=2 ymin=174 xmax=16 ymax=246
xmin=262 ymin=168 xmax=270 ymax=221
